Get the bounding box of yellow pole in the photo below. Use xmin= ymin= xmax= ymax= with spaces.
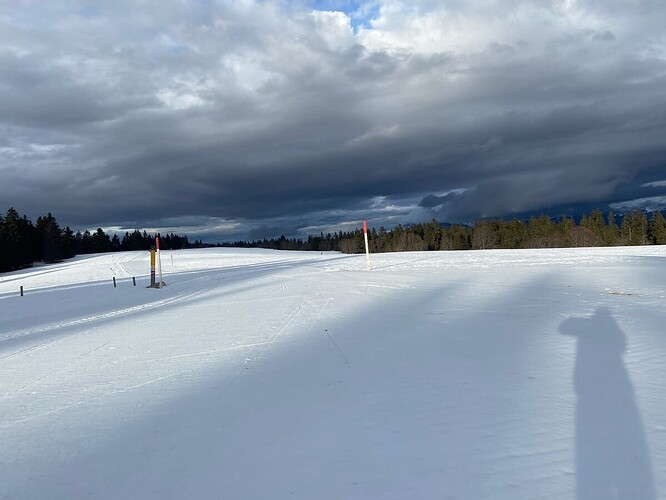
xmin=156 ymin=237 xmax=163 ymax=288
xmin=150 ymin=248 xmax=156 ymax=288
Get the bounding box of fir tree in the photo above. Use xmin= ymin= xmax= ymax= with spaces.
xmin=35 ymin=212 xmax=63 ymax=263
xmin=2 ymin=208 xmax=37 ymax=271
xmin=620 ymin=210 xmax=649 ymax=245
xmin=648 ymin=211 xmax=666 ymax=244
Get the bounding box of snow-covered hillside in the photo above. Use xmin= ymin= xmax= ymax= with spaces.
xmin=1 ymin=247 xmax=665 ymax=499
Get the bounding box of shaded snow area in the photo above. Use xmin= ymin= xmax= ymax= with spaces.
xmin=1 ymin=247 xmax=665 ymax=499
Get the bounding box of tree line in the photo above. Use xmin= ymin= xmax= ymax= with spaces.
xmin=0 ymin=208 xmax=192 ymax=273
xmin=224 ymin=209 xmax=666 ymax=254
xmin=3 ymin=207 xmax=666 ymax=273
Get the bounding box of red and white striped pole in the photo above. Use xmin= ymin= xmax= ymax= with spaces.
xmin=156 ymin=236 xmax=163 ymax=288
xmin=363 ymin=220 xmax=371 ymax=270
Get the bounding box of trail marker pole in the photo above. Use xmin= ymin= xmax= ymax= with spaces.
xmin=150 ymin=248 xmax=156 ymax=288
xmin=156 ymin=236 xmax=163 ymax=288
xmin=20 ymin=286 xmax=24 ymax=297
xmin=133 ymin=276 xmax=136 ymax=287
xmin=113 ymin=277 xmax=117 ymax=288
xmin=363 ymin=220 xmax=371 ymax=271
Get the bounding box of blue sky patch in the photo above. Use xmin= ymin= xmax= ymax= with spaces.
xmin=310 ymin=0 xmax=379 ymax=32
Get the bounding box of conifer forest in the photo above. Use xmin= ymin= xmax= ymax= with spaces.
xmin=3 ymin=207 xmax=665 ymax=273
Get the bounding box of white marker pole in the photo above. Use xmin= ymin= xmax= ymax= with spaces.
xmin=156 ymin=236 xmax=163 ymax=288
xmin=363 ymin=220 xmax=371 ymax=271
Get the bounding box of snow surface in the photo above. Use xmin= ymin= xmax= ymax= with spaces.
xmin=1 ymin=246 xmax=665 ymax=499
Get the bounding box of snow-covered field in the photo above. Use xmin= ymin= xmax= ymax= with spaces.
xmin=1 ymin=246 xmax=665 ymax=499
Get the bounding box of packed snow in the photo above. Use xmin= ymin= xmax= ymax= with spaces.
xmin=1 ymin=246 xmax=665 ymax=499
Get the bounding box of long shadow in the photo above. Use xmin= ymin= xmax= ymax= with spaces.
xmin=560 ymin=307 xmax=655 ymax=499
xmin=8 ymin=262 xmax=660 ymax=498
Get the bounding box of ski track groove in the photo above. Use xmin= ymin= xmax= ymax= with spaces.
xmin=0 ymin=369 xmax=193 ymax=428
xmin=7 ymin=341 xmax=113 ymax=397
xmin=325 ymin=328 xmax=350 ymax=367
xmin=150 ymin=299 xmax=307 ymax=364
xmin=144 ymin=288 xmax=330 ymax=366
xmin=0 ymin=275 xmax=218 ymax=363
xmin=268 ymin=300 xmax=304 ymax=343
xmin=92 ymin=274 xmax=225 ymax=370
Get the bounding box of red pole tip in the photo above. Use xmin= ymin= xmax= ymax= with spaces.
xmin=363 ymin=220 xmax=367 ymax=233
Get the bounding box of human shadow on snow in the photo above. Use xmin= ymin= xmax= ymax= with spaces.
xmin=560 ymin=307 xmax=655 ymax=500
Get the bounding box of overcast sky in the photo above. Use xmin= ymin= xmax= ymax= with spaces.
xmin=1 ymin=0 xmax=665 ymax=241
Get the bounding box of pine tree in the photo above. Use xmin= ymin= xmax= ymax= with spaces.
xmin=78 ymin=230 xmax=93 ymax=254
xmin=91 ymin=228 xmax=112 ymax=253
xmin=35 ymin=212 xmax=63 ymax=263
xmin=554 ymin=215 xmax=575 ymax=247
xmin=529 ymin=215 xmax=556 ymax=248
xmin=604 ymin=212 xmax=620 ymax=245
xmin=441 ymin=225 xmax=471 ymax=250
xmin=423 ymin=218 xmax=442 ymax=251
xmin=499 ymin=218 xmax=528 ymax=249
xmin=584 ymin=209 xmax=606 ymax=241
xmin=0 ymin=213 xmax=6 ymax=272
xmin=111 ymin=234 xmax=121 ymax=251
xmin=2 ymin=208 xmax=38 ymax=270
xmin=648 ymin=211 xmax=666 ymax=244
xmin=62 ymin=226 xmax=76 ymax=258
xmin=620 ymin=210 xmax=649 ymax=245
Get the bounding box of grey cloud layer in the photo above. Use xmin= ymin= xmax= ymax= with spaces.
xmin=1 ymin=0 xmax=665 ymax=238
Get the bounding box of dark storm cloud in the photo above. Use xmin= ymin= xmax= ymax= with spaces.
xmin=1 ymin=0 xmax=665 ymax=240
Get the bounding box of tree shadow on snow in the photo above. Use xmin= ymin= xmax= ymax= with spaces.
xmin=560 ymin=307 xmax=655 ymax=500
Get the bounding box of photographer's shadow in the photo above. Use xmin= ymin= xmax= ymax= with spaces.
xmin=560 ymin=307 xmax=655 ymax=499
